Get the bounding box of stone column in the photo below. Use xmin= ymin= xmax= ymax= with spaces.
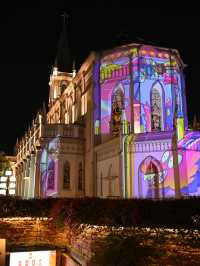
xmin=18 ymin=164 xmax=23 ymax=197
xmin=29 ymin=154 xmax=36 ymax=198
xmin=172 ymin=133 xmax=181 ymax=198
xmin=34 ymin=149 xmax=42 ymax=198
xmin=56 ymin=152 xmax=62 ymax=197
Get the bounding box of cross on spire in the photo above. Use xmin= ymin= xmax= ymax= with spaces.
xmin=54 ymin=12 xmax=72 ymax=72
xmin=61 ymin=12 xmax=70 ymax=25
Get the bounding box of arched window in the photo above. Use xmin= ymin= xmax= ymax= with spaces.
xmin=151 ymin=82 xmax=164 ymax=131
xmin=47 ymin=160 xmax=55 ymax=190
xmin=60 ymin=80 xmax=67 ymax=94
xmin=111 ymin=87 xmax=124 ymax=136
xmin=78 ymin=162 xmax=83 ymax=191
xmin=138 ymin=156 xmax=164 ymax=199
xmin=63 ymin=161 xmax=70 ymax=189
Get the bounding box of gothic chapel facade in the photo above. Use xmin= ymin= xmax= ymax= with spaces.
xmin=15 ymin=23 xmax=200 ymax=199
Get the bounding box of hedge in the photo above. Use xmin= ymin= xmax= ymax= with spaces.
xmin=1 ymin=196 xmax=200 ymax=229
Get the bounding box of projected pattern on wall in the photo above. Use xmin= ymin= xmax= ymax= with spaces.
xmin=94 ymin=45 xmax=186 ymax=136
xmin=99 ymin=49 xmax=132 ymax=135
xmin=40 ymin=137 xmax=59 ymax=197
xmin=123 ymin=131 xmax=200 ymax=199
xmin=93 ymin=44 xmax=200 ymax=200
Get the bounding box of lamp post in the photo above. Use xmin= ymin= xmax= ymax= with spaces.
xmin=5 ymin=169 xmax=12 ymax=196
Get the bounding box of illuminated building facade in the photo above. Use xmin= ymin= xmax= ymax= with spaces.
xmin=95 ymin=44 xmax=200 ymax=199
xmin=14 ymin=25 xmax=200 ymax=199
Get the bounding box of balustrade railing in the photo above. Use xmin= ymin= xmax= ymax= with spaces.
xmin=16 ymin=124 xmax=84 ymax=163
xmin=42 ymin=124 xmax=84 ymax=139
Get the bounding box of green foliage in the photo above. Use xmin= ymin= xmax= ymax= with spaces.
xmin=1 ymin=197 xmax=200 ymax=230
xmin=0 ymin=197 xmax=55 ymax=217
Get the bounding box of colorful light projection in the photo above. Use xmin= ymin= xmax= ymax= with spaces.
xmin=137 ymin=149 xmax=183 ymax=198
xmin=137 ymin=46 xmax=185 ymax=133
xmin=178 ymin=131 xmax=200 ymax=195
xmin=94 ymin=45 xmax=186 ymax=136
xmin=111 ymin=87 xmax=125 ymax=135
xmin=122 ymin=131 xmax=200 ymax=199
xmin=98 ymin=49 xmax=132 ymax=135
xmin=40 ymin=137 xmax=59 ymax=197
xmin=122 ymin=134 xmax=135 ymax=198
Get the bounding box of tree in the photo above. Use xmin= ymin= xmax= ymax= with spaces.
xmin=0 ymin=152 xmax=10 ymax=177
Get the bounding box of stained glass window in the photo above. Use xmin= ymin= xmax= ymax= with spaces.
xmin=47 ymin=160 xmax=55 ymax=190
xmin=111 ymin=88 xmax=124 ymax=136
xmin=60 ymin=80 xmax=67 ymax=94
xmin=151 ymin=87 xmax=162 ymax=131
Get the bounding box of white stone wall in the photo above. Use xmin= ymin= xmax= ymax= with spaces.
xmin=95 ymin=138 xmax=121 ymax=198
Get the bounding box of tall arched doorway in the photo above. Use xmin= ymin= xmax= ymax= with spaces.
xmin=138 ymin=156 xmax=163 ymax=198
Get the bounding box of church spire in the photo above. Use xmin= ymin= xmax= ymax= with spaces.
xmin=54 ymin=13 xmax=72 ymax=73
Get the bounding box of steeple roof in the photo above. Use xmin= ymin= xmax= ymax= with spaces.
xmin=54 ymin=14 xmax=72 ymax=73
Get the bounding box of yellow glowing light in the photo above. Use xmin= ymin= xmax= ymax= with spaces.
xmin=95 ymin=120 xmax=100 ymax=135
xmin=134 ymin=122 xmax=140 ymax=134
xmin=72 ymin=105 xmax=75 ymax=123
xmin=53 ymin=67 xmax=58 ymax=76
xmin=0 ymin=189 xmax=6 ymax=195
xmin=0 ymin=176 xmax=7 ymax=182
xmin=9 ymin=183 xmax=16 ymax=189
xmin=0 ymin=183 xmax=7 ymax=189
xmin=0 ymin=217 xmax=50 ymax=222
xmin=10 ymin=176 xmax=16 ymax=182
xmin=5 ymin=170 xmax=12 ymax=176
xmin=8 ymin=189 xmax=15 ymax=195
xmin=81 ymin=93 xmax=87 ymax=115
xmin=124 ymin=134 xmax=134 ymax=198
xmin=177 ymin=118 xmax=184 ymax=141
xmin=0 ymin=239 xmax=6 ymax=266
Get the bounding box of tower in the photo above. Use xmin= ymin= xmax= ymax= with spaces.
xmin=94 ymin=43 xmax=188 ymax=199
xmin=94 ymin=45 xmax=187 ymax=138
xmin=48 ymin=14 xmax=73 ymax=108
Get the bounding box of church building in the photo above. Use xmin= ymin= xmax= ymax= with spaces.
xmin=14 ymin=22 xmax=200 ymax=199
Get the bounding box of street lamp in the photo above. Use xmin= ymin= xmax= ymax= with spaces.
xmin=5 ymin=169 xmax=13 ymax=196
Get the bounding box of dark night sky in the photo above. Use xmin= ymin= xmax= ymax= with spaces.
xmin=0 ymin=7 xmax=200 ymax=154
